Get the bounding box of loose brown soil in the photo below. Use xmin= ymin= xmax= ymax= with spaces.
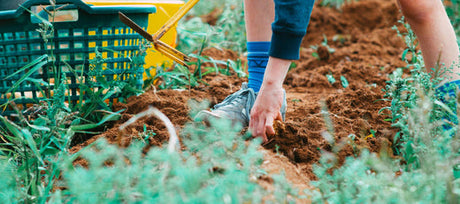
xmin=71 ymin=0 xmax=406 ymax=195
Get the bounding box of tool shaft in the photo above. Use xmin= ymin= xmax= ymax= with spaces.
xmin=118 ymin=12 xmax=154 ymax=42
xmin=153 ymin=0 xmax=200 ymax=40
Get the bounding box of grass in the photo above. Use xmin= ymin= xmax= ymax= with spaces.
xmin=446 ymin=0 xmax=460 ymax=38
xmin=153 ymin=53 xmax=246 ymax=90
xmin=177 ymin=0 xmax=246 ymax=54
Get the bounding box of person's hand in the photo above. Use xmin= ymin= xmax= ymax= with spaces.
xmin=249 ymin=83 xmax=284 ymax=142
xmin=249 ymin=56 xmax=291 ymax=142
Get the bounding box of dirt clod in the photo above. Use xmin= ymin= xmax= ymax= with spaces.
xmin=317 ymin=46 xmax=331 ymax=60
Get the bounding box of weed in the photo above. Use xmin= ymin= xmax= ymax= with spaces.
xmin=319 ymin=0 xmax=353 ymax=9
xmin=41 ymin=105 xmax=297 ymax=203
xmin=178 ymin=0 xmax=246 ymax=54
xmin=446 ymin=0 xmax=460 ymax=37
xmin=340 ymin=75 xmax=349 ymax=88
xmin=393 ymin=17 xmax=419 ymax=67
xmin=154 ymin=0 xmax=248 ymax=90
xmin=308 ymin=87 xmax=460 ymax=203
xmin=154 ymin=53 xmax=246 ymax=90
xmin=383 ymin=18 xmax=446 ymax=154
xmin=311 ymin=35 xmax=335 ymax=60
xmin=326 ymin=73 xmax=336 ymax=84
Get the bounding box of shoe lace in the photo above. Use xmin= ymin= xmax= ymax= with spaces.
xmin=213 ymin=84 xmax=256 ymax=118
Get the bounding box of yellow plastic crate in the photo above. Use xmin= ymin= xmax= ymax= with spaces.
xmin=84 ymin=0 xmax=185 ymax=80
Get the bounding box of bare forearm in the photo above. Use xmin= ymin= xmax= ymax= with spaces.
xmin=260 ymin=57 xmax=291 ymax=90
xmin=250 ymin=57 xmax=290 ymax=139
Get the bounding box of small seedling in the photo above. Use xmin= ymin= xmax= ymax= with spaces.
xmin=311 ymin=35 xmax=336 ymax=60
xmin=326 ymin=73 xmax=336 ymax=84
xmin=319 ymin=0 xmax=352 ymax=9
xmin=289 ymin=62 xmax=297 ymax=71
xmin=340 ymin=75 xmax=349 ymax=88
xmin=292 ymin=98 xmax=301 ymax=107
xmin=140 ymin=124 xmax=156 ymax=143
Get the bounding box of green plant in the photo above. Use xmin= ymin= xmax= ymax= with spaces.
xmin=382 ymin=18 xmax=447 ymax=155
xmin=70 ymin=46 xmax=143 ymax=123
xmin=154 ymin=64 xmax=202 ymax=90
xmin=326 ymin=73 xmax=336 ymax=84
xmin=445 ymin=0 xmax=460 ymax=37
xmin=0 ymin=159 xmax=19 ymax=203
xmin=319 ymin=0 xmax=353 ymax=9
xmin=189 ymin=52 xmax=246 ymax=78
xmin=43 ymin=106 xmax=298 ymax=203
xmin=311 ymin=35 xmax=336 ymax=60
xmin=154 ymin=54 xmax=246 ymax=90
xmin=340 ymin=75 xmax=349 ymax=88
xmin=158 ymin=0 xmax=247 ymax=90
xmin=307 ymin=88 xmax=460 ymax=203
xmin=0 ymin=73 xmax=125 ymax=202
xmin=177 ymin=0 xmax=246 ymax=54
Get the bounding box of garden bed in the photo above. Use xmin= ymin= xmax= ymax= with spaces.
xmin=71 ymin=0 xmax=405 ymax=190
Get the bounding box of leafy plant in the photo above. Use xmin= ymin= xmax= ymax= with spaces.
xmin=154 ymin=53 xmax=246 ymax=90
xmin=445 ymin=0 xmax=460 ymax=37
xmin=326 ymin=73 xmax=336 ymax=84
xmin=44 ymin=106 xmax=298 ymax=203
xmin=71 ymin=46 xmax=143 ymax=123
xmin=382 ymin=18 xmax=447 ymax=154
xmin=319 ymin=0 xmax=354 ymax=9
xmin=311 ymin=35 xmax=336 ymax=60
xmin=0 ymin=160 xmax=18 ymax=203
xmin=308 ymin=88 xmax=460 ymax=203
xmin=340 ymin=75 xmax=349 ymax=88
xmin=177 ymin=0 xmax=246 ymax=54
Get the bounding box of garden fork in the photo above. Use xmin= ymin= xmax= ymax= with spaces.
xmin=119 ymin=0 xmax=200 ymax=68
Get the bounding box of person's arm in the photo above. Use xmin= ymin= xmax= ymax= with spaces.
xmin=249 ymin=57 xmax=291 ymax=141
xmin=249 ymin=0 xmax=315 ymax=140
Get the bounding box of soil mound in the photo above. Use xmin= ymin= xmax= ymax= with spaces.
xmin=273 ymin=0 xmax=405 ymax=177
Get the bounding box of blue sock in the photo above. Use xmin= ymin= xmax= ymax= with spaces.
xmin=247 ymin=42 xmax=270 ymax=92
xmin=436 ymin=80 xmax=460 ymax=131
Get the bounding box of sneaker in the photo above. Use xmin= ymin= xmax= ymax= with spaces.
xmin=195 ymin=82 xmax=287 ymax=127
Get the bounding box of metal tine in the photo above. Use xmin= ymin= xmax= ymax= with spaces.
xmin=119 ymin=0 xmax=199 ymax=68
xmin=157 ymin=47 xmax=188 ymax=67
xmin=155 ymin=44 xmax=189 ymax=67
xmin=156 ymin=40 xmax=191 ymax=61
